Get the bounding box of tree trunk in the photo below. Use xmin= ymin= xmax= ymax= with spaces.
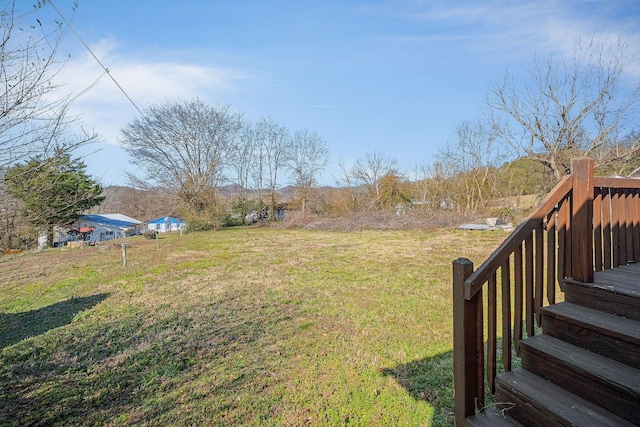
xmin=269 ymin=191 xmax=277 ymax=221
xmin=47 ymin=227 xmax=54 ymax=248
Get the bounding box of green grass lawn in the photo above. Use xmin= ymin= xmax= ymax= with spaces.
xmin=0 ymin=227 xmax=506 ymax=426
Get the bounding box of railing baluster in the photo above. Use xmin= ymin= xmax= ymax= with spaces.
xmin=488 ymin=272 xmax=497 ymax=394
xmin=625 ymin=189 xmax=633 ymax=263
xmin=534 ymin=222 xmax=544 ymax=326
xmin=613 ymin=189 xmax=621 ymax=267
xmin=594 ymin=187 xmax=603 ymax=271
xmin=501 ymin=259 xmax=512 ymax=372
xmin=475 ymin=286 xmax=484 ymax=414
xmin=603 ymin=188 xmax=612 ymax=269
xmin=629 ymin=189 xmax=640 ymax=262
xmin=525 ymin=233 xmax=534 ymax=337
xmin=514 ymin=243 xmax=523 ymax=355
xmin=619 ymin=189 xmax=629 ymax=264
xmin=565 ymin=194 xmax=573 ymax=278
xmin=557 ymin=198 xmax=567 ymax=282
xmin=546 ymin=210 xmax=556 ymax=304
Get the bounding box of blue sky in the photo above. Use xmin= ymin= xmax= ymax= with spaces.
xmin=36 ymin=0 xmax=640 ymax=186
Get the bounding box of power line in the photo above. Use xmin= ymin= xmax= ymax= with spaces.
xmin=47 ymin=0 xmax=144 ymax=116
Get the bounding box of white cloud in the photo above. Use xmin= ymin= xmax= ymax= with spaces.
xmin=398 ymin=0 xmax=640 ymax=64
xmin=40 ymin=38 xmax=259 ymax=185
xmin=50 ymin=38 xmax=254 ymax=144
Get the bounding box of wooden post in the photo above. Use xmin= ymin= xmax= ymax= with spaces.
xmin=571 ymin=157 xmax=594 ymax=282
xmin=453 ymin=258 xmax=483 ymax=426
xmin=121 ymin=243 xmax=127 ymax=267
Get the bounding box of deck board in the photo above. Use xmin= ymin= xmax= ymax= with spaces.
xmin=496 ymin=369 xmax=637 ymax=427
xmin=588 ymin=264 xmax=640 ymax=297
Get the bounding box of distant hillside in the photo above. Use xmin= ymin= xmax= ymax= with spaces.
xmin=90 ymin=186 xmax=176 ymax=221
xmin=93 ymin=183 xmax=341 ymax=221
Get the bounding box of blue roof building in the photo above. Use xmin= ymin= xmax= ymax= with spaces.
xmin=68 ymin=213 xmax=143 ymax=242
xmin=147 ymin=216 xmax=186 ymax=233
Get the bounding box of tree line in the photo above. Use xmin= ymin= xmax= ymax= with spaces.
xmin=116 ymin=37 xmax=639 ymax=228
xmin=119 ymin=100 xmax=330 ymax=229
xmin=427 ymin=37 xmax=640 ymax=217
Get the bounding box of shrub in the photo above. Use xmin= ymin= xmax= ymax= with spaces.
xmin=143 ymin=230 xmax=157 ymax=239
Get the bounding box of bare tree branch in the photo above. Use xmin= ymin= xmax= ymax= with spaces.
xmin=286 ymin=129 xmax=329 ymax=215
xmin=256 ymin=117 xmax=289 ymax=220
xmin=120 ymin=99 xmax=243 ymax=213
xmin=487 ymin=36 xmax=640 ymax=182
xmin=350 ymin=152 xmax=398 ymax=210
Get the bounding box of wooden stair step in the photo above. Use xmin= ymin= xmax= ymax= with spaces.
xmin=540 ymin=302 xmax=640 ymax=368
xmin=466 ymin=408 xmax=524 ymax=427
xmin=495 ymin=368 xmax=637 ymax=427
xmin=519 ymin=334 xmax=640 ymax=425
xmin=564 ymin=266 xmax=640 ymax=320
xmin=591 ymin=264 xmax=640 ymax=293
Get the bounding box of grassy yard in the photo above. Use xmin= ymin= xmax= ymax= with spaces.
xmin=0 ymin=227 xmax=506 ymax=426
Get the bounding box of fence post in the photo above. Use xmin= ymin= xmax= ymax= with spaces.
xmin=121 ymin=243 xmax=127 ymax=267
xmin=453 ymin=258 xmax=483 ymax=426
xmin=572 ymin=157 xmax=594 ymax=282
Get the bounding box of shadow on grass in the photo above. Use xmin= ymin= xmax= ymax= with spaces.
xmin=381 ymin=350 xmax=455 ymax=426
xmin=0 ymin=293 xmax=110 ymax=349
xmin=0 ymin=291 xmax=297 ymax=426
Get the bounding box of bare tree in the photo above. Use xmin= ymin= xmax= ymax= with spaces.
xmin=230 ymin=121 xmax=257 ymax=199
xmin=410 ymin=161 xmax=452 ymax=211
xmin=437 ymin=119 xmax=503 ymax=214
xmin=228 ymin=120 xmax=258 ymax=223
xmin=286 ymin=129 xmax=329 ymax=215
xmin=335 ymin=159 xmax=360 ymax=212
xmin=350 ymin=152 xmax=398 ymax=209
xmin=120 ymin=99 xmax=243 ymax=214
xmin=596 ymin=130 xmax=640 ymax=176
xmin=256 ymin=117 xmax=289 ymax=220
xmin=0 ymin=1 xmax=96 ymax=168
xmin=248 ymin=127 xmax=266 ymax=217
xmin=423 ymin=161 xmax=457 ymax=211
xmin=488 ymin=37 xmax=640 ymax=182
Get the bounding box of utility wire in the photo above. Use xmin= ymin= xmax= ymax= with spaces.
xmin=47 ymin=0 xmax=144 ymax=116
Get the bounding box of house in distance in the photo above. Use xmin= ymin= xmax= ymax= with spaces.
xmin=146 ymin=216 xmax=186 ymax=233
xmin=67 ymin=213 xmax=144 ymax=243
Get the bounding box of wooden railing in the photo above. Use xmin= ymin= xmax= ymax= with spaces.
xmin=452 ymin=157 xmax=640 ymax=426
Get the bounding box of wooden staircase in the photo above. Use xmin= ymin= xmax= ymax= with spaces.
xmin=468 ymin=267 xmax=640 ymax=426
xmin=453 ymin=158 xmax=640 ymax=426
